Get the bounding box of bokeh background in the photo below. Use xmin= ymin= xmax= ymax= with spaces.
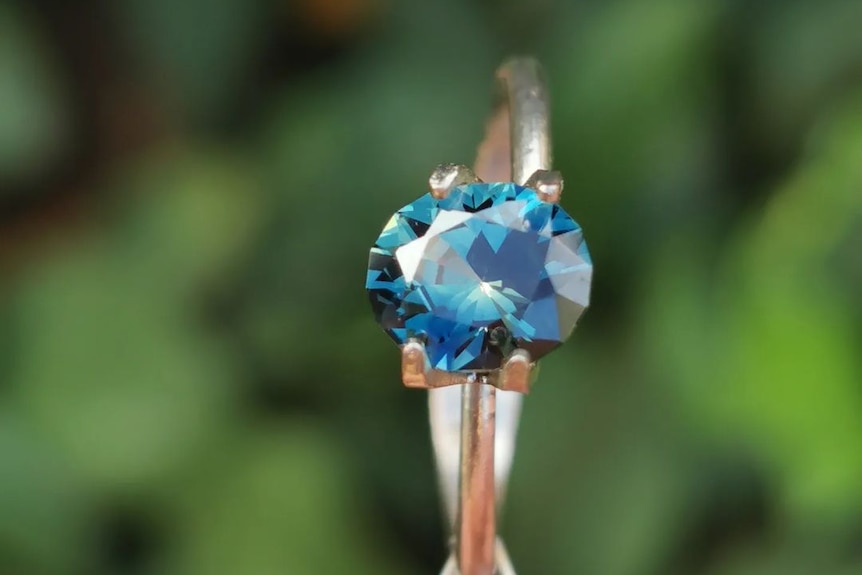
xmin=1 ymin=0 xmax=861 ymax=574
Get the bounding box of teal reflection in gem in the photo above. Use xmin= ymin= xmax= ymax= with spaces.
xmin=366 ymin=182 xmax=592 ymax=371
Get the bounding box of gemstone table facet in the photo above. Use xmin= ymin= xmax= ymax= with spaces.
xmin=367 ymin=182 xmax=592 ymax=372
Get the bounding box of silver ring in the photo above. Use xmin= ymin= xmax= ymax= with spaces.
xmin=366 ymin=57 xmax=592 ymax=575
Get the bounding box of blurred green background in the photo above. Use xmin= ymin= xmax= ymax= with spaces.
xmin=1 ymin=0 xmax=861 ymax=574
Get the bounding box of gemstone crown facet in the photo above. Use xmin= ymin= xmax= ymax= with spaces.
xmin=366 ymin=182 xmax=592 ymax=372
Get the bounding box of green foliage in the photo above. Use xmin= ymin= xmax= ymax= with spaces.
xmin=0 ymin=3 xmax=68 ymax=189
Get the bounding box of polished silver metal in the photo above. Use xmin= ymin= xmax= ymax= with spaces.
xmin=429 ymin=384 xmax=522 ymax=525
xmin=429 ymin=163 xmax=481 ymax=199
xmin=427 ymin=56 xmax=553 ymax=575
xmin=524 ymin=169 xmax=563 ymax=203
xmin=475 ymin=57 xmax=551 ymax=186
xmin=456 ymin=382 xmax=496 ymax=573
xmin=503 ymin=59 xmax=551 ymax=186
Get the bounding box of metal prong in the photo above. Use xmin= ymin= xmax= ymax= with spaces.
xmin=402 ymin=339 xmax=429 ymax=388
xmin=524 ymin=169 xmax=563 ymax=203
xmin=499 ymin=349 xmax=533 ymax=394
xmin=402 ymin=343 xmax=536 ymax=392
xmin=429 ymin=163 xmax=480 ymax=199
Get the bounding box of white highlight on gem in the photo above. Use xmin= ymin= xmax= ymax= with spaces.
xmin=396 ymin=235 xmax=430 ymax=283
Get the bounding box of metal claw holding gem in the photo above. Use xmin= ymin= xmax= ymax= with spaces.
xmin=365 ymin=57 xmax=593 ymax=575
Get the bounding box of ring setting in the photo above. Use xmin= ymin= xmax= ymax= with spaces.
xmin=367 ymin=165 xmax=592 ymax=391
xmin=364 ymin=58 xmax=592 ymax=575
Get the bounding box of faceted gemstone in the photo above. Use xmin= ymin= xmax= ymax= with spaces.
xmin=366 ymin=182 xmax=592 ymax=372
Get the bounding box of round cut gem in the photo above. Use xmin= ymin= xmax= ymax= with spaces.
xmin=366 ymin=182 xmax=592 ymax=372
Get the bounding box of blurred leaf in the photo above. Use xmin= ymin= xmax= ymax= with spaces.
xmin=114 ymin=0 xmax=266 ymax=123
xmin=9 ymin=146 xmax=264 ymax=489
xmin=645 ymin=97 xmax=862 ymax=523
xmin=705 ymin=529 xmax=860 ymax=575
xmin=11 ymin=240 xmax=236 ymax=489
xmin=0 ymin=3 xmax=69 ymax=188
xmin=547 ymin=0 xmax=722 ymax=217
xmin=169 ymin=423 xmax=408 ymax=575
xmin=0 ymin=413 xmax=94 ymax=574
xmin=506 ymin=354 xmax=688 ymax=575
xmin=540 ymin=0 xmax=725 ymax=326
xmin=751 ymin=1 xmax=862 ymax=158
xmin=114 ymin=145 xmax=265 ymax=292
xmin=724 ymin=100 xmax=862 ymax=519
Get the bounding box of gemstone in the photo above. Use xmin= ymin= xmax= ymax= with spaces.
xmin=366 ymin=182 xmax=592 ymax=371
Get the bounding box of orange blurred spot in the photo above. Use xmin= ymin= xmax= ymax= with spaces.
xmin=295 ymin=0 xmax=381 ymax=38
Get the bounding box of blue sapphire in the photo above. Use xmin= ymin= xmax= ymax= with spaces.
xmin=366 ymin=182 xmax=592 ymax=371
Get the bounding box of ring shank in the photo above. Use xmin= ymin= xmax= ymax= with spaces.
xmin=457 ymin=383 xmax=496 ymax=573
xmin=474 ymin=58 xmax=551 ymax=185
xmin=432 ymin=57 xmax=551 ymax=575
